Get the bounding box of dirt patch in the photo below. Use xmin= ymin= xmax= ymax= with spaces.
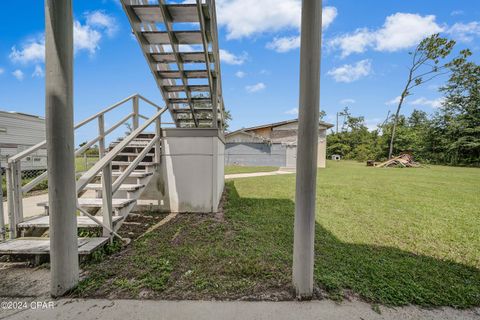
xmin=0 ymin=263 xmax=50 ymax=298
xmin=70 ymin=188 xmax=295 ymax=301
xmin=0 ymin=211 xmax=169 ymax=299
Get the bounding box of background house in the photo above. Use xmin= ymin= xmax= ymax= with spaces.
xmin=225 ymin=119 xmax=334 ymax=168
xmin=0 ymin=110 xmax=47 ymax=171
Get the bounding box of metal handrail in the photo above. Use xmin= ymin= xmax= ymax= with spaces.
xmin=8 ymin=93 xmax=158 ymax=164
xmin=76 ymin=108 xmax=166 ymax=193
xmin=5 ymin=94 xmax=167 ymax=239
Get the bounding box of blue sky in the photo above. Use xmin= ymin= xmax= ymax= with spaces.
xmin=0 ymin=0 xmax=479 ymax=142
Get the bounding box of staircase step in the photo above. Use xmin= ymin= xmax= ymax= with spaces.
xmin=97 ymin=171 xmax=154 ymax=178
xmin=111 ymin=161 xmax=157 ymax=167
xmin=38 ymin=198 xmax=136 ymax=209
xmin=18 ymin=215 xmax=123 ymax=229
xmin=111 ymin=140 xmax=152 ymax=146
xmin=0 ymin=237 xmax=109 ymax=256
xmin=118 ymin=152 xmax=155 ymax=157
xmin=85 ymin=183 xmax=145 ymax=191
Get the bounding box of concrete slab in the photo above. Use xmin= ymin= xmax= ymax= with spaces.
xmin=1 ymin=299 xmax=479 ymax=320
xmin=225 ymin=170 xmax=294 ymax=180
xmin=2 ymin=190 xmax=98 ymax=227
xmin=2 ymin=193 xmax=48 ymax=226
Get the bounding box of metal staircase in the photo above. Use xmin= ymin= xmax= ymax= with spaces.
xmin=0 ymin=0 xmax=225 ymax=262
xmin=0 ymin=94 xmax=167 ymax=260
xmin=122 ymin=0 xmax=225 ymax=129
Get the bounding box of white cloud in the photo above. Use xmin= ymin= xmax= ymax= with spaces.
xmin=0 ymin=68 xmax=4 ymax=75
xmin=9 ymin=11 xmax=117 ymax=64
xmin=219 ymin=49 xmax=248 ymax=65
xmin=447 ymin=22 xmax=480 ymax=42
xmin=386 ymin=96 xmax=401 ymax=106
xmin=235 ymin=71 xmax=246 ymax=78
xmin=245 ymin=82 xmax=266 ymax=93
xmin=340 ymin=98 xmax=356 ymax=105
xmin=9 ymin=37 xmax=45 ymax=64
xmin=12 ymin=70 xmax=24 ymax=81
xmin=375 ymin=14 xmax=443 ymax=51
xmin=409 ymin=97 xmax=444 ymax=108
xmin=85 ymin=11 xmax=118 ymax=37
xmin=328 ymin=28 xmax=374 ymax=58
xmin=32 ymin=65 xmax=44 ymax=78
xmin=74 ymin=21 xmax=102 ymax=55
xmin=217 ymin=0 xmax=337 ymax=40
xmin=329 ymin=13 xmax=444 ymax=57
xmin=285 ymin=108 xmax=299 ymax=115
xmin=322 ymin=7 xmax=338 ymax=29
xmin=265 ymin=6 xmax=337 ymax=52
xmin=327 ymin=59 xmax=372 ymax=83
xmin=266 ymin=36 xmax=301 ymax=53
xmin=451 ymin=10 xmax=464 ymax=16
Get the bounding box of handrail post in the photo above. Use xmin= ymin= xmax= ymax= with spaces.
xmin=101 ymin=163 xmax=113 ymax=238
xmin=155 ymin=117 xmax=161 ymax=164
xmin=6 ymin=163 xmax=15 ymax=239
xmin=0 ymin=159 xmax=6 ymax=240
xmin=212 ymin=77 xmax=218 ymax=129
xmin=98 ymin=114 xmax=106 ymax=158
xmin=98 ymin=114 xmax=113 ymax=237
xmin=132 ymin=95 xmax=139 ymax=130
xmin=13 ymin=162 xmax=23 ymax=226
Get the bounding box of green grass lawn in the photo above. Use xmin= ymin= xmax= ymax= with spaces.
xmin=75 ymin=156 xmax=98 ymax=172
xmin=77 ymin=161 xmax=480 ymax=307
xmin=225 ymin=165 xmax=279 ymax=175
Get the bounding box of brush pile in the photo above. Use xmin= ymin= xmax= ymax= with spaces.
xmin=375 ymin=154 xmax=421 ymax=168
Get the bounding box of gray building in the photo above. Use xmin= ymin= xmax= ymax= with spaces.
xmin=225 ymin=119 xmax=333 ymax=168
xmin=0 ymin=110 xmax=47 ymax=171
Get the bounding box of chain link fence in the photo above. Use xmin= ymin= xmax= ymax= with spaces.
xmin=0 ymin=154 xmax=99 ymax=196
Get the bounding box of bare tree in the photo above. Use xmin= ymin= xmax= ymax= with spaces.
xmin=388 ymin=34 xmax=456 ymax=159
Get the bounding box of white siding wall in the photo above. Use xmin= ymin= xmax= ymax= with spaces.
xmin=0 ymin=112 xmax=47 ymax=170
xmin=0 ymin=112 xmax=45 ymax=146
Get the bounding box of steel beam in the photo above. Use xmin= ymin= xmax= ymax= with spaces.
xmin=45 ymin=0 xmax=79 ymax=297
xmin=292 ymin=0 xmax=322 ymax=299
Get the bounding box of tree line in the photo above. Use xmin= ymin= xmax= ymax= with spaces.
xmin=326 ymin=35 xmax=479 ymax=167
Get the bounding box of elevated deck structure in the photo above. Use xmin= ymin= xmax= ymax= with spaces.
xmin=122 ymin=0 xmax=224 ymax=129
xmin=0 ymin=0 xmax=227 ymax=297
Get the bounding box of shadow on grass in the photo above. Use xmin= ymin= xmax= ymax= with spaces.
xmin=75 ymin=181 xmax=479 ymax=308
xmin=226 ymin=181 xmax=480 ymax=308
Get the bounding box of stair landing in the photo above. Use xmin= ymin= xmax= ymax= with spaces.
xmin=0 ymin=237 xmax=109 ymax=256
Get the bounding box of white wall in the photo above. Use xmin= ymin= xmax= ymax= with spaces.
xmin=0 ymin=112 xmax=45 ymax=147
xmin=141 ymin=128 xmax=225 ymax=213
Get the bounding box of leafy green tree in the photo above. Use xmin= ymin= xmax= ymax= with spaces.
xmin=388 ymin=34 xmax=458 ymax=159
xmin=432 ymin=51 xmax=480 ymax=165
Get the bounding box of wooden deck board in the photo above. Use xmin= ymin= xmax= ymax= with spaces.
xmin=85 ymin=183 xmax=145 ymax=192
xmin=0 ymin=237 xmax=109 ymax=255
xmin=37 ymin=198 xmax=135 ymax=209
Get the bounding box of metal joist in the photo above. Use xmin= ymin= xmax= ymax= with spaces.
xmin=121 ymin=1 xmax=178 ymax=124
xmin=122 ymin=0 xmax=223 ymax=128
xmin=156 ymin=0 xmax=198 ymax=127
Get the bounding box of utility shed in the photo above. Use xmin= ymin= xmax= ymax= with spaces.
xmin=0 ymin=111 xmax=47 ymax=171
xmin=225 ymin=119 xmax=333 ymax=168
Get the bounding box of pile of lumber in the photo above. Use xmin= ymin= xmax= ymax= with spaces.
xmin=375 ymin=154 xmax=421 ymax=168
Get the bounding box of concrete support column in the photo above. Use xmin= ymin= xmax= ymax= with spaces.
xmin=293 ymin=0 xmax=322 ymax=299
xmin=45 ymin=0 xmax=79 ymax=297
